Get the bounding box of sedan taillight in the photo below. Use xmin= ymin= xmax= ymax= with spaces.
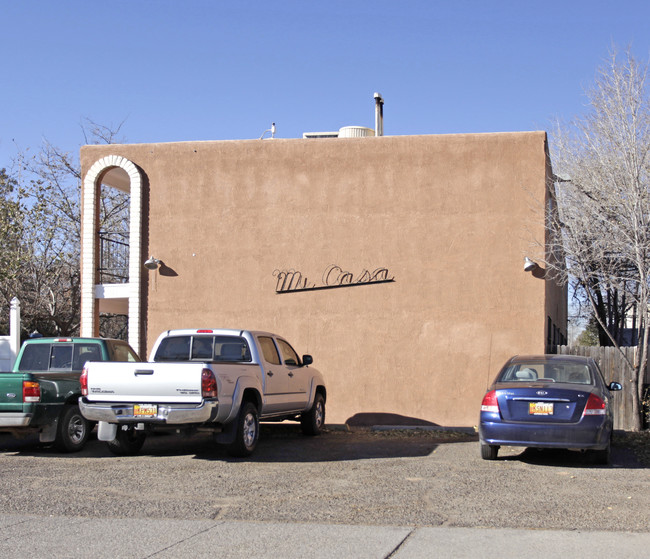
xmin=201 ymin=369 xmax=217 ymax=398
xmin=481 ymin=390 xmax=499 ymax=413
xmin=583 ymin=393 xmax=606 ymax=416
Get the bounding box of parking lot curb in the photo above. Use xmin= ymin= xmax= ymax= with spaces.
xmin=369 ymin=425 xmax=477 ymax=435
xmin=323 ymin=424 xmax=350 ymax=431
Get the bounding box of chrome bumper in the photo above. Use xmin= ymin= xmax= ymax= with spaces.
xmin=0 ymin=413 xmax=33 ymax=427
xmin=78 ymin=397 xmax=219 ymax=425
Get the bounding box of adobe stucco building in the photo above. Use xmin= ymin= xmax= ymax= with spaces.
xmin=79 ymin=130 xmax=567 ymax=427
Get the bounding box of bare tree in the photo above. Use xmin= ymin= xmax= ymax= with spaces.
xmin=2 ymin=119 xmax=128 ymax=338
xmin=0 ymin=169 xmax=26 ymax=334
xmin=547 ymin=48 xmax=650 ymax=430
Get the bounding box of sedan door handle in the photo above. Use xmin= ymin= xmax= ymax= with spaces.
xmin=134 ymin=369 xmax=154 ymax=376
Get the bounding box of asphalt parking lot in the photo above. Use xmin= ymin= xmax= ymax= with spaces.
xmin=0 ymin=426 xmax=649 ymax=557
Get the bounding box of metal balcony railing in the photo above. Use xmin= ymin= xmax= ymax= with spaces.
xmin=98 ymin=231 xmax=129 ymax=283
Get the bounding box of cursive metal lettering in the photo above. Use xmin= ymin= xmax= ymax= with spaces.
xmin=275 ymin=265 xmax=394 ymax=293
xmin=273 ymin=269 xmax=316 ymax=292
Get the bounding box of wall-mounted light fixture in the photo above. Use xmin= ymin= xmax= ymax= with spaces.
xmin=144 ymin=256 xmax=162 ymax=270
xmin=524 ymin=257 xmax=546 ymax=278
xmin=524 ymin=257 xmax=538 ymax=272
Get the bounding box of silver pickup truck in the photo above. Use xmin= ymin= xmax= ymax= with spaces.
xmin=79 ymin=329 xmax=326 ymax=457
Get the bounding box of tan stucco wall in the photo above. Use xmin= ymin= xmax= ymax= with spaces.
xmin=81 ymin=131 xmax=565 ymax=426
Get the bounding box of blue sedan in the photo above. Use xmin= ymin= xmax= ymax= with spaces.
xmin=479 ymin=355 xmax=622 ymax=464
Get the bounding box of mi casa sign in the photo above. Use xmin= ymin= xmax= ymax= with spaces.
xmin=274 ymin=265 xmax=395 ymax=293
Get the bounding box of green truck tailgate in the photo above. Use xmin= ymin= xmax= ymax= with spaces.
xmin=0 ymin=373 xmax=30 ymax=412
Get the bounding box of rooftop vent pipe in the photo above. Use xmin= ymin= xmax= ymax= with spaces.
xmin=259 ymin=123 xmax=276 ymax=140
xmin=374 ymin=92 xmax=384 ymax=137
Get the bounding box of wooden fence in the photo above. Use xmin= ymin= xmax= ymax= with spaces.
xmin=556 ymin=345 xmax=648 ymax=430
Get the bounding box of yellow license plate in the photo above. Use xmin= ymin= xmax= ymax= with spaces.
xmin=529 ymin=402 xmax=553 ymax=415
xmin=133 ymin=404 xmax=157 ymax=417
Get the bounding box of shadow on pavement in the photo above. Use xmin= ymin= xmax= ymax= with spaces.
xmin=205 ymin=425 xmax=476 ymax=463
xmin=0 ymin=425 xmax=478 ymax=463
xmin=495 ymin=444 xmax=647 ymax=469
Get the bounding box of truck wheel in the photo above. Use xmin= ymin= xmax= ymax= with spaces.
xmin=227 ymin=402 xmax=259 ymax=457
xmin=300 ymin=393 xmax=325 ymax=436
xmin=54 ymin=405 xmax=90 ymax=452
xmin=107 ymin=427 xmax=146 ymax=456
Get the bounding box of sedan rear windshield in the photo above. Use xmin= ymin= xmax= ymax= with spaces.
xmin=154 ymin=335 xmax=252 ymax=363
xmin=498 ymin=362 xmax=593 ymax=385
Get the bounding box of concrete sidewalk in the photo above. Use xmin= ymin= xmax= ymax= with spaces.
xmin=1 ymin=514 xmax=649 ymax=558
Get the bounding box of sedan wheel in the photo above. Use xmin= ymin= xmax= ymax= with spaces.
xmin=480 ymin=442 xmax=499 ymax=460
xmin=589 ymin=439 xmax=611 ymax=465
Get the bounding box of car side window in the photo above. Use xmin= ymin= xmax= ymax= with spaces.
xmin=111 ymin=342 xmax=139 ymax=362
xmin=258 ymin=336 xmax=280 ymax=365
xmin=277 ymin=339 xmax=300 ymax=366
xmin=591 ymin=361 xmax=606 ymax=386
xmin=73 ymin=344 xmax=103 ymax=370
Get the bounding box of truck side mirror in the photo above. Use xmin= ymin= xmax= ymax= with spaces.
xmin=608 ymin=382 xmax=622 ymax=391
xmin=302 ymin=354 xmax=313 ymax=367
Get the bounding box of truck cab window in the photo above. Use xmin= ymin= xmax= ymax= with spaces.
xmin=191 ymin=337 xmax=214 ymax=360
xmin=111 ymin=343 xmax=140 ymax=362
xmin=73 ymin=344 xmax=102 ymax=370
xmin=50 ymin=345 xmax=73 ymax=370
xmin=258 ymin=336 xmax=280 ymax=365
xmin=277 ymin=339 xmax=300 ymax=366
xmin=154 ymin=337 xmax=191 ymax=361
xmin=17 ymin=344 xmax=50 ymax=371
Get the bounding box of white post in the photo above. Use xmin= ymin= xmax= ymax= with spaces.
xmin=9 ymin=297 xmax=20 ymax=368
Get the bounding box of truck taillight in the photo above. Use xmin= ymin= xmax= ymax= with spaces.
xmin=481 ymin=390 xmax=499 ymax=413
xmin=201 ymin=369 xmax=217 ymax=398
xmin=583 ymin=393 xmax=606 ymax=416
xmin=80 ymin=367 xmax=88 ymax=396
xmin=23 ymin=381 xmax=40 ymax=403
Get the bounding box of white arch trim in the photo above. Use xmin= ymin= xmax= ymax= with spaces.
xmin=81 ymin=155 xmax=143 ymax=356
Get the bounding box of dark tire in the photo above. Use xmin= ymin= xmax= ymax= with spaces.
xmin=480 ymin=441 xmax=499 ymax=460
xmin=227 ymin=401 xmax=259 ymax=457
xmin=589 ymin=441 xmax=611 ymax=466
xmin=107 ymin=427 xmax=146 ymax=456
xmin=54 ymin=405 xmax=90 ymax=452
xmin=300 ymin=393 xmax=325 ymax=436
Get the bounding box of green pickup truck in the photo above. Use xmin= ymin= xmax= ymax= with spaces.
xmin=0 ymin=337 xmax=139 ymax=452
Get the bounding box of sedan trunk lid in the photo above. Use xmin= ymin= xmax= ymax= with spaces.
xmin=495 ymin=382 xmax=593 ymax=423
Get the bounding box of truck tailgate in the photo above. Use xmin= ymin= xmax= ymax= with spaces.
xmin=0 ymin=373 xmax=28 ymax=411
xmin=85 ymin=362 xmax=207 ymax=404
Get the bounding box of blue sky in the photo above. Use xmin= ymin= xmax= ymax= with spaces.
xmin=2 ymin=0 xmax=650 ymax=169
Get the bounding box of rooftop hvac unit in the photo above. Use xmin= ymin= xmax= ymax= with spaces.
xmin=338 ymin=126 xmax=375 ymax=138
